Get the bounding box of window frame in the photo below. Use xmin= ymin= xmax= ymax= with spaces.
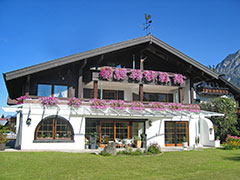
xmin=37 ymin=83 xmax=69 ymax=98
xmin=34 ymin=115 xmax=74 ymax=143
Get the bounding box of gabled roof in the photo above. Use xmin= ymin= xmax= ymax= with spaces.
xmin=3 ymin=35 xmax=219 ymax=81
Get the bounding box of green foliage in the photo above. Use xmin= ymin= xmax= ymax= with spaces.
xmin=0 ymin=125 xmax=9 ymax=144
xmin=147 ymin=143 xmax=161 ymax=154
xmin=182 ymin=136 xmax=186 ymax=142
xmin=223 ymin=135 xmax=240 ymax=150
xmin=200 ymin=97 xmax=239 ymax=141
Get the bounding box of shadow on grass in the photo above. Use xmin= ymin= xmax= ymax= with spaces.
xmin=224 ymin=156 xmax=240 ymax=161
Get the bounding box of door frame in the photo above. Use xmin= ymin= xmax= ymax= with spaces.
xmin=165 ymin=121 xmax=189 ymax=147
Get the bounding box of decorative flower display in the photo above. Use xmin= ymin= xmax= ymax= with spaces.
xmin=68 ymin=97 xmax=81 ymax=108
xmin=39 ymin=97 xmax=59 ymax=106
xmin=167 ymin=103 xmax=182 ymax=111
xmin=174 ymin=74 xmax=185 ymax=85
xmin=158 ymin=72 xmax=170 ymax=83
xmin=100 ymin=67 xmax=113 ymax=80
xmin=90 ymin=98 xmax=107 ymax=109
xmin=129 ymin=69 xmax=143 ymax=81
xmin=109 ymin=100 xmax=125 ymax=109
xmin=144 ymin=70 xmax=157 ymax=82
xmin=129 ymin=101 xmax=145 ymax=110
xmin=114 ymin=68 xmax=127 ymax=80
xmin=149 ymin=102 xmax=166 ymax=110
xmin=184 ymin=104 xmax=201 ymax=112
xmin=17 ymin=96 xmax=30 ymax=104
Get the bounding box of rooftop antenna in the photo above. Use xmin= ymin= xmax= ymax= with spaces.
xmin=143 ymin=13 xmax=152 ymax=35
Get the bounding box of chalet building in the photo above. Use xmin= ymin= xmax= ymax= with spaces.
xmin=3 ymin=34 xmax=238 ymax=150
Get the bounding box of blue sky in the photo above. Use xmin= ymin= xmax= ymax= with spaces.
xmin=0 ymin=0 xmax=239 ymax=116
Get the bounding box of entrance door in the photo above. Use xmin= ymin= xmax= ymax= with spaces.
xmin=165 ymin=121 xmax=188 ymax=146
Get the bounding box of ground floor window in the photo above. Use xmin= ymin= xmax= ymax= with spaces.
xmin=165 ymin=121 xmax=188 ymax=146
xmin=35 ymin=116 xmax=73 ymax=140
xmin=85 ymin=119 xmax=145 ymax=147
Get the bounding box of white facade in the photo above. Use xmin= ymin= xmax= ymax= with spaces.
xmin=3 ymin=103 xmax=222 ymax=150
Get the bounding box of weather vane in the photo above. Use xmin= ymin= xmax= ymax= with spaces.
xmin=143 ymin=13 xmax=152 ymax=35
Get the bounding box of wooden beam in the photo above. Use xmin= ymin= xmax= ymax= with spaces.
xmin=93 ymin=81 xmax=98 ymax=99
xmin=139 ymin=84 xmax=144 ymax=102
xmin=25 ymin=75 xmax=30 ymax=96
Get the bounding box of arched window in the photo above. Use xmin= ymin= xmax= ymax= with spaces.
xmin=35 ymin=116 xmax=73 ymax=141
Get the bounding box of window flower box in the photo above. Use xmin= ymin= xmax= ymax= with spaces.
xmin=174 ymin=74 xmax=185 ymax=85
xmin=129 ymin=69 xmax=143 ymax=82
xmin=68 ymin=97 xmax=81 ymax=108
xmin=144 ymin=70 xmax=157 ymax=82
xmin=90 ymin=99 xmax=107 ymax=109
xmin=109 ymin=100 xmax=125 ymax=109
xmin=39 ymin=97 xmax=59 ymax=106
xmin=129 ymin=102 xmax=145 ymax=110
xmin=100 ymin=67 xmax=113 ymax=80
xmin=113 ymin=68 xmax=127 ymax=81
xmin=149 ymin=102 xmax=166 ymax=111
xmin=158 ymin=72 xmax=170 ymax=84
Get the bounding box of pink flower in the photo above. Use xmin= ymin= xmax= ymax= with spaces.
xmin=100 ymin=67 xmax=113 ymax=80
xmin=114 ymin=68 xmax=127 ymax=80
xmin=144 ymin=70 xmax=157 ymax=82
xmin=68 ymin=97 xmax=81 ymax=108
xmin=150 ymin=102 xmax=166 ymax=110
xmin=129 ymin=69 xmax=143 ymax=81
xmin=109 ymin=100 xmax=125 ymax=109
xmin=158 ymin=72 xmax=170 ymax=83
xmin=167 ymin=103 xmax=182 ymax=111
xmin=17 ymin=96 xmax=31 ymax=104
xmin=90 ymin=99 xmax=107 ymax=109
xmin=39 ymin=97 xmax=59 ymax=106
xmin=174 ymin=74 xmax=185 ymax=85
xmin=129 ymin=102 xmax=145 ymax=110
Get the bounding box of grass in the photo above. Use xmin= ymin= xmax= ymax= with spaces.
xmin=0 ymin=148 xmax=240 ymax=180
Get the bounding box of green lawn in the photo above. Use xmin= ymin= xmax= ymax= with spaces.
xmin=0 ymin=149 xmax=240 ymax=180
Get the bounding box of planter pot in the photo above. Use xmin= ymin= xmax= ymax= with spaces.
xmin=0 ymin=144 xmax=6 ymax=151
xmin=135 ymin=141 xmax=142 ymax=148
xmin=182 ymin=142 xmax=188 ymax=149
xmin=215 ymin=140 xmax=220 ymax=148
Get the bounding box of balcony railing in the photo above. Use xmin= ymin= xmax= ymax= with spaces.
xmin=196 ymin=86 xmax=229 ymax=96
xmin=91 ymin=67 xmax=186 ymax=87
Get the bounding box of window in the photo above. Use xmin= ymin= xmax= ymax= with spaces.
xmin=37 ymin=84 xmax=68 ymax=98
xmin=35 ymin=116 xmax=73 ymax=141
xmin=144 ymin=92 xmax=173 ymax=102
xmin=37 ymin=84 xmax=52 ymax=97
xmin=83 ymin=88 xmax=124 ymax=100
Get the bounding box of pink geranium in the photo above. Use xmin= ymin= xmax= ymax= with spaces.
xmin=100 ymin=67 xmax=113 ymax=80
xmin=174 ymin=74 xmax=185 ymax=85
xmin=129 ymin=102 xmax=145 ymax=110
xmin=158 ymin=72 xmax=170 ymax=83
xmin=68 ymin=97 xmax=81 ymax=108
xmin=39 ymin=97 xmax=59 ymax=106
xmin=90 ymin=99 xmax=107 ymax=109
xmin=109 ymin=100 xmax=125 ymax=109
xmin=129 ymin=69 xmax=143 ymax=81
xmin=114 ymin=68 xmax=127 ymax=80
xmin=144 ymin=70 xmax=157 ymax=82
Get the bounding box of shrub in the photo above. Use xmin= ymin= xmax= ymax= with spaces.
xmin=148 ymin=143 xmax=161 ymax=154
xmin=223 ymin=134 xmax=240 ymax=150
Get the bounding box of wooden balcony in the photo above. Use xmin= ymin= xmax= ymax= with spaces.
xmin=91 ymin=68 xmax=186 ymax=88
xmin=196 ymin=86 xmax=229 ymax=96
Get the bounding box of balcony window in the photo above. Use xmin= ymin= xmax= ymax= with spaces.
xmin=144 ymin=92 xmax=173 ymax=102
xmin=37 ymin=84 xmax=68 ymax=98
xmin=37 ymin=84 xmax=52 ymax=97
xmin=54 ymin=85 xmax=68 ymax=98
xmin=83 ymin=88 xmax=124 ymax=100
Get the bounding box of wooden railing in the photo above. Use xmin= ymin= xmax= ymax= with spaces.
xmin=237 ymin=107 xmax=240 ymax=114
xmin=197 ymin=87 xmax=229 ymax=95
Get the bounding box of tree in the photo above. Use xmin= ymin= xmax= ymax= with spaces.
xmin=200 ymin=97 xmax=239 ymax=141
xmin=1 ymin=114 xmax=4 ymax=118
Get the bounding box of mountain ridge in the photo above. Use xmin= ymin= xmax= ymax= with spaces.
xmin=216 ymin=50 xmax=240 ymax=88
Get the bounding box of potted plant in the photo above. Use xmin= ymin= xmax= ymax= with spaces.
xmin=182 ymin=136 xmax=187 ymax=149
xmin=134 ymin=136 xmax=142 ymax=148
